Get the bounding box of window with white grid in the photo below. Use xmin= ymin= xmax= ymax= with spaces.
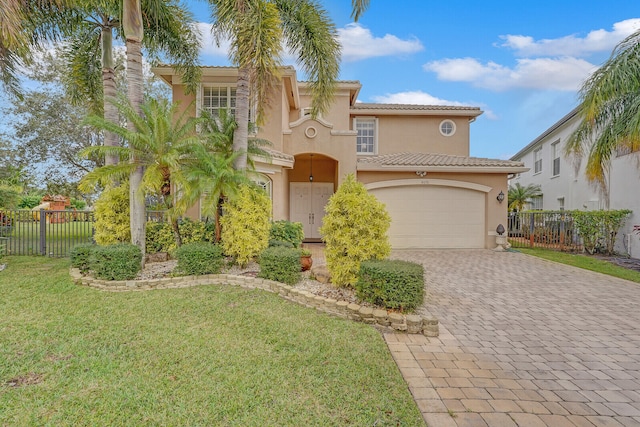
xmin=355 ymin=117 xmax=377 ymax=154
xmin=202 ymin=86 xmax=236 ymax=118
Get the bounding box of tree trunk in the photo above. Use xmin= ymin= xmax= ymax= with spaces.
xmin=171 ymin=217 xmax=182 ymax=248
xmin=124 ymin=0 xmax=146 ymax=266
xmin=101 ymin=27 xmax=119 ymax=167
xmin=232 ymin=66 xmax=250 ymax=171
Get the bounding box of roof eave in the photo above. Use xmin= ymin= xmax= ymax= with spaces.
xmin=356 ymin=165 xmax=530 ymax=173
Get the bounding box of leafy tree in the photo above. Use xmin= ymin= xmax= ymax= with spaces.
xmin=79 ymin=97 xmax=202 ymax=247
xmin=566 ymin=30 xmax=640 ymax=193
xmin=508 ymin=183 xmax=542 ymax=212
xmin=208 ymin=0 xmax=341 ymax=170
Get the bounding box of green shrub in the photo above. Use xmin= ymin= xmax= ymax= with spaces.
xmin=356 ymin=260 xmax=424 ymax=311
xmin=258 ymin=246 xmax=301 ymax=285
xmin=319 ymin=174 xmax=391 ymax=287
xmin=18 ymin=193 xmax=43 ymax=209
xmin=221 ymin=185 xmax=271 ymax=267
xmin=94 ymin=184 xmax=130 ymax=245
xmin=174 ymin=242 xmax=224 ymax=276
xmin=89 ymin=243 xmax=142 ymax=280
xmin=268 ymin=239 xmax=295 ymax=248
xmin=572 ymin=209 xmax=631 ymax=255
xmin=146 ymin=218 xmax=216 ymax=254
xmin=70 ymin=243 xmax=96 ymax=274
xmin=269 ymin=220 xmax=304 ymax=248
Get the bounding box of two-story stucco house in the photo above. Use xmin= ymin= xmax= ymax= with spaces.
xmin=511 ymin=108 xmax=640 ymax=257
xmin=153 ymin=65 xmax=526 ymax=249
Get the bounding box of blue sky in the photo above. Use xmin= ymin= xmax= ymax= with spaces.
xmin=187 ymin=0 xmax=640 ymax=160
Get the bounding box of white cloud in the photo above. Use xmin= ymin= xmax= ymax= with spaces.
xmin=371 ymin=90 xmax=498 ymax=120
xmin=197 ymin=22 xmax=231 ymax=58
xmin=500 ymin=18 xmax=640 ymax=57
xmin=424 ymin=57 xmax=596 ymax=91
xmin=196 ymin=22 xmax=423 ymax=64
xmin=338 ymin=23 xmax=423 ymax=62
xmin=371 ymin=90 xmax=467 ymax=106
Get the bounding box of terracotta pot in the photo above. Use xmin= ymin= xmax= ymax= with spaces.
xmin=300 ymin=255 xmax=313 ymax=271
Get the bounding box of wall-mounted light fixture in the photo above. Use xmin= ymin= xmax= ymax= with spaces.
xmin=309 ymin=154 xmax=314 ymax=182
xmin=496 ymin=190 xmax=505 ymax=203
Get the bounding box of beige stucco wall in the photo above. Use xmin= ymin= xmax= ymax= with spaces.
xmin=354 ymin=116 xmax=471 ymax=157
xmin=357 ymin=171 xmax=508 ymax=249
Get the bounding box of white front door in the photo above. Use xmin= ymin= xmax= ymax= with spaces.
xmin=290 ymin=182 xmax=333 ymax=239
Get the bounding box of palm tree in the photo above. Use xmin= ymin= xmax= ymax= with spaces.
xmin=180 ymin=109 xmax=271 ymax=241
xmin=79 ymin=97 xmax=202 ymax=247
xmin=565 ymin=30 xmax=640 ymax=194
xmin=0 ymin=0 xmax=73 ymax=97
xmin=351 ymin=0 xmax=369 ymax=21
xmin=208 ymin=0 xmax=341 ymax=170
xmin=508 ymin=183 xmax=542 ymax=212
xmin=60 ymin=0 xmax=201 ymax=167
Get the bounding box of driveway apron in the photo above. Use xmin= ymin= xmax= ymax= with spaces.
xmin=385 ymin=250 xmax=640 ymax=427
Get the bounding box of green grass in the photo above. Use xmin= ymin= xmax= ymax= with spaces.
xmin=517 ymin=248 xmax=640 ymax=283
xmin=0 ymin=257 xmax=425 ymax=427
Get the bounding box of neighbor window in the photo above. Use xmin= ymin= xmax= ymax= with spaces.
xmin=355 ymin=117 xmax=377 ymax=154
xmin=552 ymin=141 xmax=560 ymax=176
xmin=439 ymin=119 xmax=456 ymax=136
xmin=534 ymin=147 xmax=542 ymax=174
xmin=530 ymin=195 xmax=543 ymax=210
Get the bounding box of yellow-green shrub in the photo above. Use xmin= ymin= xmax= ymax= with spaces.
xmin=221 ymin=184 xmax=271 ymax=267
xmin=319 ymin=174 xmax=391 ymax=287
xmin=94 ymin=184 xmax=130 ymax=245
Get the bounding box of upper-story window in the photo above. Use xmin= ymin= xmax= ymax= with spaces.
xmin=534 ymin=147 xmax=542 ymax=174
xmin=551 ymin=140 xmax=560 ymax=176
xmin=439 ymin=119 xmax=456 ymax=136
xmin=203 ymin=86 xmax=236 ymax=118
xmin=355 ymin=117 xmax=377 ymax=155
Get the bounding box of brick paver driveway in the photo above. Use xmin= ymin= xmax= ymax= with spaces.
xmin=385 ymin=250 xmax=640 ymax=427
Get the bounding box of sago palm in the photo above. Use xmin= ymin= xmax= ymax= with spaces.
xmin=566 ymin=30 xmax=640 ymax=193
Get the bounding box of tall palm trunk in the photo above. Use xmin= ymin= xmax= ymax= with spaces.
xmin=101 ymin=26 xmax=119 ymax=167
xmin=124 ymin=0 xmax=146 ymax=265
xmin=232 ymin=66 xmax=250 ymax=171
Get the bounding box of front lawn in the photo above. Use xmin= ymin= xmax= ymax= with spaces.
xmin=0 ymin=257 xmax=424 ymax=426
xmin=518 ymin=248 xmax=640 ymax=283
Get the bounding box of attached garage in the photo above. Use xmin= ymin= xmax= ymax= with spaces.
xmin=369 ymin=182 xmax=486 ymax=249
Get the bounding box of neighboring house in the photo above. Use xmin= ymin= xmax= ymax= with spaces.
xmin=510 ymin=108 xmax=640 ymax=257
xmin=153 ymin=65 xmax=526 ymax=249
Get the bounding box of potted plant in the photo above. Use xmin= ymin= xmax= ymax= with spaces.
xmin=300 ymin=248 xmax=313 ymax=271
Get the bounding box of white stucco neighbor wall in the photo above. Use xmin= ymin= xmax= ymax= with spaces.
xmin=511 ymin=109 xmax=640 ymax=258
xmin=510 ymin=111 xmax=602 ymax=212
xmin=610 ymin=153 xmax=640 ymax=257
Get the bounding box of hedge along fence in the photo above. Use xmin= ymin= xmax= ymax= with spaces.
xmin=508 ymin=209 xmax=631 ymax=255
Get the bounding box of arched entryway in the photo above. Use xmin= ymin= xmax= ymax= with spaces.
xmin=289 ymin=153 xmax=337 ymax=241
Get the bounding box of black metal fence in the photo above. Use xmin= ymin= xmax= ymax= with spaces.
xmin=0 ymin=209 xmax=95 ymax=257
xmin=0 ymin=209 xmax=167 ymax=257
xmin=508 ymin=211 xmax=584 ymax=252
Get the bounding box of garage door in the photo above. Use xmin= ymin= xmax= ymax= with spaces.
xmin=370 ymin=185 xmax=485 ymax=248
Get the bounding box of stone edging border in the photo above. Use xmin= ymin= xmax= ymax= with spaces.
xmin=70 ymin=268 xmax=439 ymax=336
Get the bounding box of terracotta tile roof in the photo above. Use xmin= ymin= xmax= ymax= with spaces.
xmin=352 ymin=103 xmax=481 ymax=112
xmin=357 ymin=152 xmax=525 ymax=168
xmin=261 ymin=148 xmax=294 ymax=162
